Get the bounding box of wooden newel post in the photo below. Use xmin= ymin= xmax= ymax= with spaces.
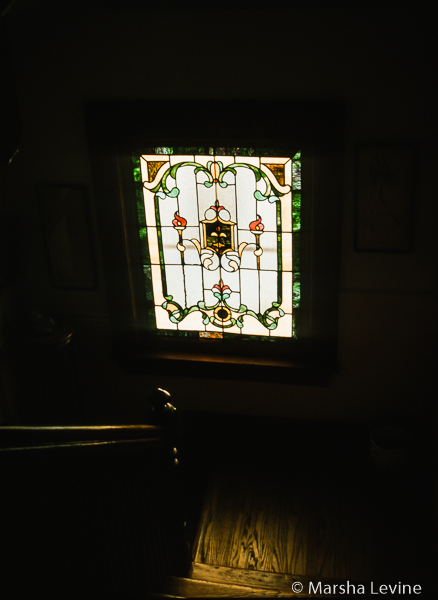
xmin=146 ymin=388 xmax=191 ymax=576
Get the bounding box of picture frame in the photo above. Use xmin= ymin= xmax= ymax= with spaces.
xmin=355 ymin=144 xmax=415 ymax=252
xmin=38 ymin=185 xmax=98 ymax=290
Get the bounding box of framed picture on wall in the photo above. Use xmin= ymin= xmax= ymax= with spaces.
xmin=38 ymin=185 xmax=98 ymax=290
xmin=355 ymin=144 xmax=415 ymax=252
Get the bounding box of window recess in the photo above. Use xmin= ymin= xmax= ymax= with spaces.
xmin=86 ymin=100 xmax=344 ymax=384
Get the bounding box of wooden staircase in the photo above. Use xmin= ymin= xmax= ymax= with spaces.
xmin=150 ymin=413 xmax=435 ymax=598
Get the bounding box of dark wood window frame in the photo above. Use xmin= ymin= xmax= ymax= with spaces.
xmin=85 ymin=99 xmax=344 ymax=385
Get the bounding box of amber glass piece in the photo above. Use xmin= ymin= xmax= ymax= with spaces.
xmin=200 ymin=331 xmax=224 ymax=339
xmin=147 ymin=161 xmax=166 ymax=183
xmin=265 ymin=163 xmax=285 ymax=186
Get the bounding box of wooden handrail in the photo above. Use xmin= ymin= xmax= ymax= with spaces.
xmin=0 ymin=424 xmax=163 ymax=447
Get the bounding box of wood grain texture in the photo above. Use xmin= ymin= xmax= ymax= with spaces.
xmin=194 ymin=463 xmax=354 ymax=578
xmin=193 ymin=434 xmax=433 ymax=586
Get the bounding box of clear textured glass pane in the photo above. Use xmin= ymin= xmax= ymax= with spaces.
xmin=282 ymin=233 xmax=293 ymax=272
xmin=284 ymin=158 xmax=292 ymax=186
xmin=143 ymin=188 xmax=157 ymax=227
xmin=151 ymin=264 xmax=165 ymax=306
xmin=176 ymin=165 xmax=198 ymax=226
xmin=204 ymin=289 xmax=217 ymax=307
xmin=161 ymin=227 xmax=181 ymax=265
xmin=222 ymin=170 xmax=235 ymax=185
xmin=195 ymin=155 xmax=210 ymax=167
xmin=221 ymin=267 xmax=239 ymax=291
xmin=240 ymin=269 xmax=259 ymax=313
xmin=260 ymin=270 xmax=277 ymax=313
xmin=216 ymin=184 xmax=237 ymax=223
xmin=170 ymin=154 xmax=193 ymax=165
xmin=272 ymin=313 xmax=292 ymax=337
xmin=259 ymin=232 xmax=278 ymax=271
xmin=184 ymin=265 xmax=203 ymax=308
xmin=236 ymin=168 xmax=257 ymax=227
xmin=147 ymin=227 xmax=160 ymax=265
xmin=203 ymin=267 xmax=219 ymax=292
xmin=140 ymin=156 xmax=149 ymax=182
xmin=178 ymin=310 xmax=204 ymax=331
xmin=239 ymin=240 xmax=257 ymax=270
xmin=281 ymin=191 xmax=292 ymax=233
xmin=217 ymin=155 xmax=236 ymax=168
xmin=256 ymin=198 xmax=277 ymax=232
xmin=281 ymin=271 xmax=293 ymax=313
xmin=197 ymin=182 xmax=216 ymax=225
xmin=182 ymin=238 xmax=202 ymax=266
xmin=241 ymin=315 xmax=269 ymax=336
xmin=164 ymin=264 xmax=185 ymax=306
xmin=235 ymin=156 xmax=259 ymax=167
xmin=228 ymin=291 xmax=241 ymax=311
xmin=155 ymin=305 xmax=177 ymax=329
xmin=158 ymin=193 xmax=178 ymax=229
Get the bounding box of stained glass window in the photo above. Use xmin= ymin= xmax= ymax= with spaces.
xmin=133 ymin=148 xmax=301 ymax=341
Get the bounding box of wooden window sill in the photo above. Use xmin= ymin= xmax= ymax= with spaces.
xmin=117 ymin=349 xmax=335 ymax=386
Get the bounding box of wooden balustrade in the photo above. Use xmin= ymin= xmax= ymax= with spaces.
xmin=0 ymin=425 xmax=182 ymax=598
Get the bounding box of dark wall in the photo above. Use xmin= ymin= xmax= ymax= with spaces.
xmin=0 ymin=3 xmax=437 ymax=427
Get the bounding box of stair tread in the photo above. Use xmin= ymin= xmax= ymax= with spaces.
xmin=161 ymin=575 xmax=290 ymax=597
xmin=190 ymin=562 xmax=304 ymax=593
xmin=160 ymin=563 xmax=356 ymax=597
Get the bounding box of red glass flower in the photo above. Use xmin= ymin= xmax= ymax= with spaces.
xmin=172 ymin=212 xmax=187 ymax=228
xmin=249 ymin=215 xmax=264 ymax=232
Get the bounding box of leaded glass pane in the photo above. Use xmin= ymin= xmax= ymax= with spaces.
xmin=135 ymin=150 xmax=301 ymax=339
